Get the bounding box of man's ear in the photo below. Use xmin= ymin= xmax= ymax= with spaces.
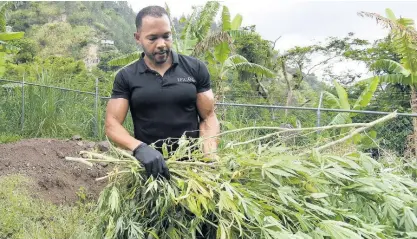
xmin=134 ymin=32 xmax=140 ymax=43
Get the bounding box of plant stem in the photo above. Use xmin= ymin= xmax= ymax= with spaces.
xmin=95 ymin=170 xmax=131 ymax=181
xmin=168 ymin=161 xmax=217 ymax=168
xmin=206 ymin=123 xmax=371 ymax=142
xmin=313 ymin=111 xmax=397 ymax=153
xmin=65 ymin=157 xmax=93 ymax=167
xmin=66 ymin=156 xmax=134 ymax=164
xmin=80 ymin=151 xmax=129 ymax=162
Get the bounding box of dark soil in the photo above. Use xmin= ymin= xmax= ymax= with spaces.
xmin=0 ymin=138 xmax=111 ymax=205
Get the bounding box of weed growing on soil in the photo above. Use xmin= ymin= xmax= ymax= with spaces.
xmin=0 ymin=133 xmax=21 ymax=144
xmin=0 ymin=175 xmax=96 ymax=239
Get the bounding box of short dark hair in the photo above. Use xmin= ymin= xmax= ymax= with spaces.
xmin=135 ymin=5 xmax=168 ymax=31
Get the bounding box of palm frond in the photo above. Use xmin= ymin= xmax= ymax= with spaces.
xmin=231 ymin=14 xmax=243 ymax=30
xmin=370 ymin=59 xmax=411 ymax=76
xmin=333 ymin=80 xmax=350 ymax=110
xmin=194 ymin=1 xmax=221 ymax=41
xmin=192 ymin=31 xmax=232 ymax=57
xmin=329 ymin=113 xmax=350 ymax=125
xmin=180 ymin=7 xmax=198 ymax=41
xmin=221 ymin=6 xmax=231 ymax=32
xmin=322 ymin=91 xmax=341 ymax=109
xmin=357 ymin=11 xmax=417 ymax=42
xmin=228 ymin=30 xmax=255 ymax=39
xmin=377 ymin=73 xmax=414 ymax=85
xmin=228 ymin=54 xmax=248 ymax=64
xmin=165 ymin=3 xmax=180 ymax=53
xmin=352 ymin=76 xmax=379 ymax=110
xmin=233 ymin=62 xmax=276 ymax=78
xmin=214 ymin=41 xmax=230 ymax=64
xmin=358 ymin=10 xmax=417 ymax=73
xmin=108 ymin=52 xmax=140 ymax=67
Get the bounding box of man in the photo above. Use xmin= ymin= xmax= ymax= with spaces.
xmin=104 ymin=5 xmax=220 ymax=180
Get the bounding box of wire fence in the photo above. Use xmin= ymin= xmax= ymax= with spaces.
xmin=1 ymin=78 xmax=415 ymax=156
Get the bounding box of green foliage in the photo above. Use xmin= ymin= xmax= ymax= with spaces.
xmin=0 ymin=175 xmax=95 ymax=239
xmin=324 ymin=77 xmax=379 ymax=125
xmin=8 ymin=1 xmax=136 ymax=55
xmin=107 ymin=52 xmax=140 ymax=67
xmin=359 ymin=8 xmax=417 ymax=86
xmin=7 ymin=38 xmax=39 ymax=63
xmin=0 ymin=2 xmax=24 ymax=76
xmin=29 ymin=22 xmax=94 ymax=59
xmin=81 ymin=128 xmax=417 ymax=239
xmin=0 ymin=133 xmax=21 ymax=143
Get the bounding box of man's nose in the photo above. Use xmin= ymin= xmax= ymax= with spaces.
xmin=156 ymin=38 xmax=166 ymax=48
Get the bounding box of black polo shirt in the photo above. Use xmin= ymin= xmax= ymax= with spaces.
xmin=110 ymin=50 xmax=211 ymax=153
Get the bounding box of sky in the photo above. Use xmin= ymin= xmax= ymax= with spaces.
xmin=126 ymin=0 xmax=417 ymax=79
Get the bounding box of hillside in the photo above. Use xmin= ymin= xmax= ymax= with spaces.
xmin=7 ymin=1 xmax=137 ymax=65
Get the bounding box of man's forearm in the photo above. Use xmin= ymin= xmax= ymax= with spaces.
xmin=199 ymin=112 xmax=220 ymax=155
xmin=105 ymin=118 xmax=141 ymax=151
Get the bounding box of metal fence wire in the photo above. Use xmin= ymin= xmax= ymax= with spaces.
xmin=1 ymin=79 xmax=415 ymax=156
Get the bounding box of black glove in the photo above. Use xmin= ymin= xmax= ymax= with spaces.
xmin=133 ymin=143 xmax=170 ymax=180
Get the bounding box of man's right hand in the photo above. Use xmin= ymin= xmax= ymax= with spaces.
xmin=133 ymin=143 xmax=170 ymax=180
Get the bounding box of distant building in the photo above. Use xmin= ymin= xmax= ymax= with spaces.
xmin=100 ymin=39 xmax=114 ymax=46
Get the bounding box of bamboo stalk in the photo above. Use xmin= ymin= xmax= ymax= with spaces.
xmin=313 ymin=111 xmax=397 ymax=153
xmin=67 ymin=156 xmax=134 ymax=164
xmin=112 ymin=147 xmax=137 ymax=161
xmin=65 ymin=157 xmax=93 ymax=167
xmin=96 ymin=170 xmax=131 ymax=181
xmin=80 ymin=151 xmax=129 ymax=162
xmin=168 ymin=161 xmax=217 ymax=168
xmin=205 ymin=122 xmax=371 ymax=141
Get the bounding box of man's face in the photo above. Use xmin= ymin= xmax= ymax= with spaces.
xmin=135 ymin=15 xmax=173 ymax=65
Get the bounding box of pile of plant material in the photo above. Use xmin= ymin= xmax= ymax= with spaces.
xmin=67 ymin=112 xmax=417 ymax=239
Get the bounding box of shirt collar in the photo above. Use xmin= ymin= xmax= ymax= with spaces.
xmin=137 ymin=50 xmax=179 ymax=73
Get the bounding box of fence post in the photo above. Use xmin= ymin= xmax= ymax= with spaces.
xmin=21 ymin=74 xmax=25 ymax=132
xmin=94 ymin=78 xmax=99 ymax=139
xmin=317 ymin=91 xmax=324 ymax=128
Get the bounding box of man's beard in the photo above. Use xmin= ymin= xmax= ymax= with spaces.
xmin=144 ymin=48 xmax=170 ymax=65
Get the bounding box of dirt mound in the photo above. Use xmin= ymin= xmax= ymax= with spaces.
xmin=0 ymin=138 xmax=112 ymax=205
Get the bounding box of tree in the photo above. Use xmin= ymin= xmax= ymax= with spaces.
xmin=358 ymin=8 xmax=417 ymax=157
xmin=0 ymin=2 xmax=25 ymax=76
xmin=278 ymin=33 xmax=369 ymax=115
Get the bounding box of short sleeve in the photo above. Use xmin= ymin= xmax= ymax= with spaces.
xmin=196 ymin=61 xmax=211 ymax=93
xmin=111 ymin=70 xmax=130 ymax=99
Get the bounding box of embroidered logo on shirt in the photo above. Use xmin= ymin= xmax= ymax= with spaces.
xmin=177 ymin=77 xmax=196 ymax=83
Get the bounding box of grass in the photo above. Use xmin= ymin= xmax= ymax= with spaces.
xmin=0 ymin=133 xmax=21 ymax=143
xmin=0 ymin=174 xmax=96 ymax=239
xmin=0 ymin=82 xmax=135 ymax=142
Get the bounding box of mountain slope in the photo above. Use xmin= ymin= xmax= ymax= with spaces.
xmin=7 ymin=1 xmax=137 ymax=61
